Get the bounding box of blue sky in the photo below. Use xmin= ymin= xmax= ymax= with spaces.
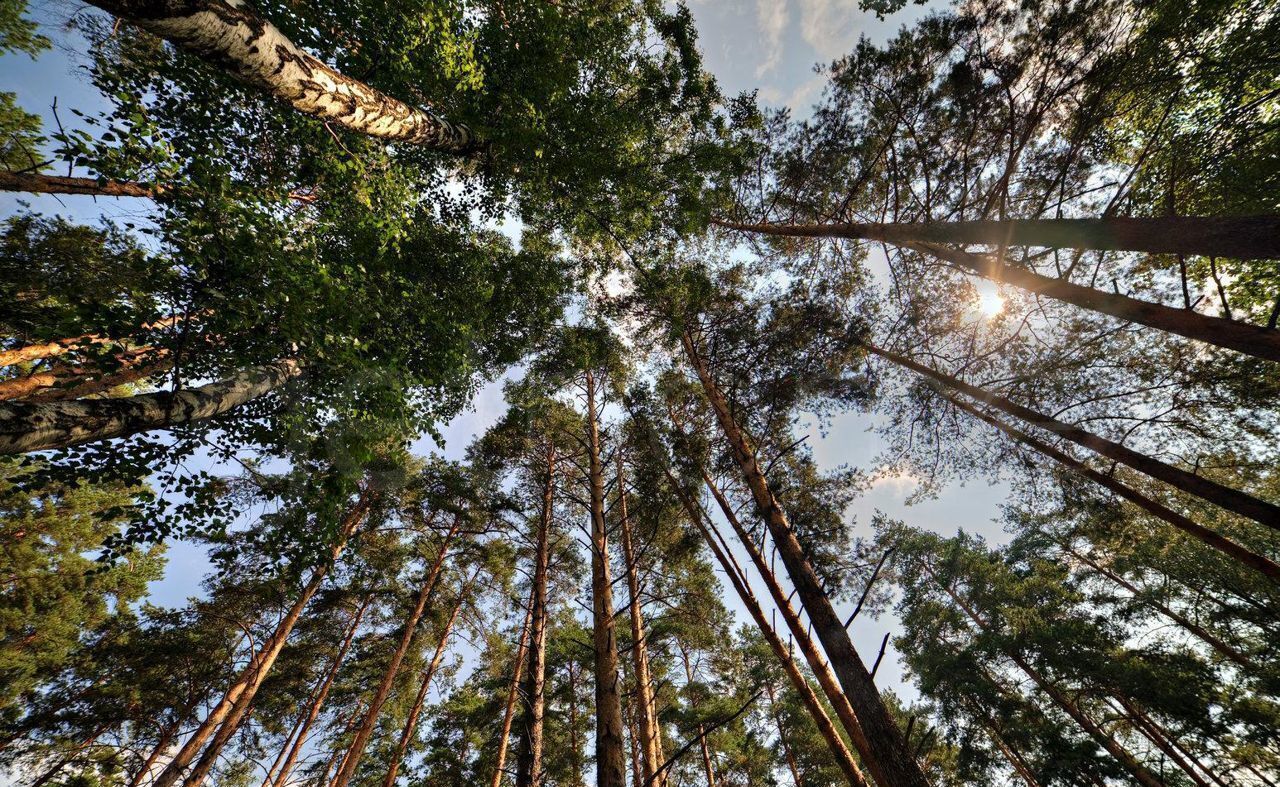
xmin=1 ymin=0 xmax=1008 ymax=703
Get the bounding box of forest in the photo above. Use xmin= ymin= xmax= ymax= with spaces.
xmin=0 ymin=0 xmax=1277 ymax=785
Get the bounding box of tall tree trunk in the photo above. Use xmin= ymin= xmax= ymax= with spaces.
xmin=866 ymin=343 xmax=1280 ymax=531
xmin=382 ymin=583 xmax=468 ymax=787
xmin=1109 ymin=697 xmax=1213 ymax=787
xmin=330 ymin=518 xmax=461 ymax=787
xmin=567 ymin=658 xmax=586 ymax=787
xmin=681 ymin=329 xmax=930 ymax=787
xmin=1067 ymin=548 xmax=1256 ymax=668
xmin=130 ymin=715 xmax=182 ymax=787
xmin=926 ymin=565 xmax=1167 ymax=787
xmin=765 ymin=681 xmax=807 ymax=787
xmin=271 ymin=595 xmax=372 ymax=787
xmin=0 ymin=170 xmax=316 ymax=204
xmin=0 ymin=358 xmax=302 ymax=454
xmin=710 ymin=216 xmax=1280 ymax=261
xmin=516 ymin=445 xmax=556 ymax=787
xmin=943 ymin=393 xmax=1280 ymax=580
xmin=87 ymin=0 xmax=479 ymax=153
xmin=0 ymin=314 xmax=193 ymax=369
xmin=662 ymin=465 xmax=867 ymax=787
xmin=676 ymin=644 xmax=719 ymax=787
xmin=584 ymin=368 xmax=628 ymax=787
xmin=713 ymin=219 xmax=1280 ymax=361
xmin=626 ymin=700 xmax=645 ymax=787
xmin=29 ymin=723 xmax=109 ymax=787
xmin=153 ymin=491 xmax=370 ymax=787
xmin=616 ymin=450 xmax=666 ymax=787
xmin=318 ymin=702 xmax=367 ymax=787
xmin=491 ymin=594 xmax=536 ymax=787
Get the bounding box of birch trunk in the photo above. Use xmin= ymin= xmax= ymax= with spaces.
xmin=88 ymin=0 xmax=478 ymax=152
xmin=0 ymin=359 xmax=302 ymax=454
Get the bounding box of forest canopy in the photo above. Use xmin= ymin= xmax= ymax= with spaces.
xmin=0 ymin=0 xmax=1277 ymax=786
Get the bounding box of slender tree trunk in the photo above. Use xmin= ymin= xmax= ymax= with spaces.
xmin=261 ymin=700 xmax=311 ymax=787
xmin=584 ymin=368 xmax=628 ymax=787
xmin=130 ymin=715 xmax=182 ymax=787
xmin=29 ymin=724 xmax=109 ymax=787
xmin=710 ymin=216 xmax=1280 ymax=261
xmin=319 ymin=702 xmax=367 ymax=787
xmin=0 ymin=315 xmax=193 ymax=369
xmin=516 ymin=446 xmax=555 ymax=787
xmin=1068 ymin=548 xmax=1256 ymax=667
xmin=567 ymin=659 xmax=586 ymax=787
xmin=153 ymin=492 xmax=370 ymax=787
xmin=616 ymin=450 xmax=666 ymax=787
xmin=662 ymin=465 xmax=867 ymax=787
xmin=926 ymin=565 xmax=1166 ymax=787
xmin=713 ymin=219 xmax=1280 ymax=361
xmin=382 ymin=584 xmax=468 ymax=787
xmin=676 ymin=645 xmax=719 ymax=787
xmin=682 ymin=328 xmax=927 ymax=787
xmin=944 ymin=393 xmax=1280 ymax=580
xmin=1110 ymin=697 xmax=1213 ymax=787
xmin=87 ymin=0 xmax=479 ymax=153
xmin=271 ymin=596 xmax=371 ymax=787
xmin=626 ymin=700 xmax=645 ymax=787
xmin=491 ymin=595 xmax=536 ymax=787
xmin=0 ymin=170 xmax=316 ymax=204
xmin=330 ymin=518 xmax=461 ymax=787
xmin=765 ymin=682 xmax=807 ymax=787
xmin=0 ymin=358 xmax=303 ymax=454
xmin=866 ymin=343 xmax=1280 ymax=531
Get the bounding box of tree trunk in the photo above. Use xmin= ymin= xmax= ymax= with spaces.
xmin=616 ymin=450 xmax=666 ymax=787
xmin=676 ymin=645 xmax=719 ymax=787
xmin=318 ymin=702 xmax=366 ymax=787
xmin=0 ymin=170 xmax=316 ymax=204
xmin=0 ymin=358 xmax=302 ymax=454
xmin=567 ymin=658 xmax=586 ymax=787
xmin=866 ymin=343 xmax=1280 ymax=531
xmin=710 ymin=216 xmax=1280 ymax=261
xmin=662 ymin=465 xmax=868 ymax=787
xmin=944 ymin=393 xmax=1280 ymax=581
xmin=129 ymin=713 xmax=184 ymax=787
xmin=271 ymin=595 xmax=371 ymax=787
xmin=1109 ymin=697 xmax=1213 ymax=787
xmin=29 ymin=724 xmax=109 ymax=787
xmin=682 ymin=329 xmax=928 ymax=787
xmin=491 ymin=594 xmax=535 ymax=787
xmin=329 ymin=518 xmax=461 ymax=787
xmin=153 ymin=492 xmax=370 ymax=787
xmin=87 ymin=0 xmax=478 ymax=153
xmin=584 ymin=368 xmax=628 ymax=787
xmin=765 ymin=681 xmax=807 ymax=787
xmin=927 ymin=566 xmax=1166 ymax=787
xmin=382 ymin=584 xmax=468 ymax=787
xmin=713 ymin=218 xmax=1280 ymax=361
xmin=516 ymin=446 xmax=555 ymax=787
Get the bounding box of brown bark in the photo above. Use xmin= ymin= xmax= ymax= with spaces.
xmin=943 ymin=394 xmax=1280 ymax=581
xmin=713 ymin=218 xmax=1280 ymax=361
xmin=87 ymin=0 xmax=479 ymax=153
xmin=29 ymin=724 xmax=109 ymax=787
xmin=330 ymin=518 xmax=461 ymax=787
xmin=867 ymin=343 xmax=1280 ymax=531
xmin=383 ymin=585 xmax=467 ymax=787
xmin=681 ymin=329 xmax=924 ymax=787
xmin=662 ymin=464 xmax=867 ymax=787
xmin=926 ymin=565 xmax=1166 ymax=787
xmin=151 ymin=492 xmax=369 ymax=787
xmin=0 ymin=358 xmax=303 ymax=454
xmin=616 ymin=450 xmax=666 ymax=787
xmin=584 ymin=368 xmax=628 ymax=787
xmin=129 ymin=713 xmax=183 ymax=787
xmin=567 ymin=658 xmax=586 ymax=787
xmin=1110 ymin=697 xmax=1213 ymax=787
xmin=0 ymin=170 xmax=316 ymax=204
xmin=491 ymin=595 xmax=535 ymax=787
xmin=676 ymin=645 xmax=719 ymax=787
xmin=765 ymin=681 xmax=807 ymax=787
xmin=516 ymin=445 xmax=556 ymax=787
xmin=270 ymin=595 xmax=371 ymax=787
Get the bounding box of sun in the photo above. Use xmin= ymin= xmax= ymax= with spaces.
xmin=977 ymin=291 xmax=1005 ymax=318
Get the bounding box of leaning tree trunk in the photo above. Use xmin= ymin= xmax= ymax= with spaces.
xmin=516 ymin=445 xmax=556 ymax=787
xmin=866 ymin=343 xmax=1280 ymax=532
xmin=710 ymin=216 xmax=1280 ymax=261
xmin=0 ymin=170 xmax=316 ymax=203
xmin=943 ymin=393 xmax=1280 ymax=581
xmin=616 ymin=450 xmax=666 ymax=787
xmin=675 ymin=644 xmax=719 ymax=787
xmin=584 ymin=368 xmax=628 ymax=787
xmin=330 ymin=518 xmax=460 ymax=787
xmin=152 ymin=491 xmax=370 ymax=787
xmin=672 ymin=478 xmax=867 ymax=787
xmin=713 ymin=219 xmax=1280 ymax=362
xmin=383 ymin=582 xmax=469 ymax=787
xmin=0 ymin=358 xmax=302 ymax=454
xmin=491 ymin=595 xmax=536 ymax=787
xmin=88 ymin=0 xmax=479 ymax=153
xmin=682 ymin=329 xmax=930 ymax=787
xmin=269 ymin=595 xmax=371 ymax=787
xmin=766 ymin=681 xmax=807 ymax=787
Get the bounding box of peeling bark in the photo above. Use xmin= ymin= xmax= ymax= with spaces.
xmin=0 ymin=358 xmax=302 ymax=454
xmin=88 ymin=0 xmax=479 ymax=153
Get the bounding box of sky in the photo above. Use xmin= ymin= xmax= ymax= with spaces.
xmin=1 ymin=0 xmax=1009 ymax=709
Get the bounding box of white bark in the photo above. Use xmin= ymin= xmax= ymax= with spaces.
xmin=91 ymin=0 xmax=478 ymax=152
xmin=0 ymin=359 xmax=302 ymax=454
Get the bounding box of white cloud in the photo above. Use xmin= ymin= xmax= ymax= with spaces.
xmin=797 ymin=0 xmax=861 ymax=60
xmin=755 ymin=0 xmax=790 ymax=77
